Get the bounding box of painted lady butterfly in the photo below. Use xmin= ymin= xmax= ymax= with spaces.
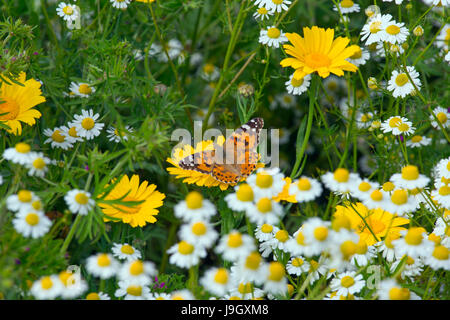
xmin=178 ymin=118 xmax=264 ymax=184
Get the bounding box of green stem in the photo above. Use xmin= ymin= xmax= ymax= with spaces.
xmin=60 ymin=214 xmax=82 ymax=254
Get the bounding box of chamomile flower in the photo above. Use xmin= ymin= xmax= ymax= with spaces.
xmin=390 ymin=256 xmax=424 ymax=279
xmin=380 ymin=116 xmax=404 ymax=133
xmin=431 ymin=183 xmax=450 ymax=209
xmin=333 ymin=0 xmax=360 ymax=14
xmin=393 ymin=227 xmax=434 ymax=259
xmin=226 ymin=282 xmax=265 ymax=300
xmin=269 ymin=229 xmax=292 ymax=253
xmin=6 ymin=190 xmax=40 ymax=212
xmin=111 ymin=243 xmax=142 ymax=262
xmin=106 ymin=126 xmax=133 ymax=143
xmin=200 ymin=268 xmax=232 ymax=297
xmin=12 ymin=210 xmax=52 ymax=238
xmin=360 ymin=14 xmax=393 ymax=45
xmin=307 ymin=258 xmax=331 ymax=283
xmin=224 ymin=183 xmax=255 ymax=212
xmin=330 ymin=271 xmax=365 ymax=296
xmin=380 ymin=20 xmax=409 ymax=44
xmin=435 ymin=157 xmax=450 ymax=179
xmin=355 ymin=111 xmax=376 ymax=129
xmin=285 ymin=73 xmax=311 ymax=95
xmin=259 ymin=26 xmax=288 ymax=48
xmin=262 ymin=261 xmax=288 ymax=296
xmin=362 ymin=188 xmax=391 ymax=211
xmin=288 ymin=176 xmax=322 ymax=203
xmin=170 ymin=289 xmax=196 ymax=300
xmin=387 ymin=66 xmax=421 ymax=98
xmin=215 ymin=231 xmax=256 ymax=262
xmin=327 ymin=228 xmax=359 ymax=271
xmin=245 ymin=197 xmax=284 ymax=225
xmin=56 ymin=3 xmax=79 ymax=22
xmin=377 ymin=279 xmax=421 ymax=300
xmin=435 ymin=24 xmax=450 ymax=51
xmin=349 ymin=178 xmax=380 ymax=200
xmin=58 ymin=270 xmax=88 ymax=299
xmin=26 ymin=152 xmax=50 ymax=178
xmin=230 ymin=252 xmax=267 ymax=285
xmin=302 ymin=218 xmax=333 ymax=257
xmin=110 ymin=0 xmax=131 ymax=9
xmin=246 ymin=168 xmax=286 ymax=200
xmin=117 ymin=260 xmax=157 ymax=285
xmin=265 ymin=0 xmax=292 ymax=13
xmin=72 ymin=109 xmax=104 ymax=140
xmin=64 ymin=189 xmax=95 ymax=215
xmin=286 ymin=256 xmax=310 ymax=276
xmin=386 ymin=189 xmax=419 ymax=217
xmin=275 ymin=92 xmax=297 ymax=108
xmin=253 ymin=6 xmax=273 ymax=20
xmin=392 ymin=118 xmax=415 ymax=136
xmin=69 ymin=82 xmax=96 ymax=98
xmin=167 ymin=240 xmax=207 ymax=268
xmin=375 ymin=233 xmax=401 ymax=262
xmin=426 ymin=245 xmax=450 ymax=270
xmin=174 ymin=191 xmax=217 ymax=223
xmin=178 ymin=220 xmax=219 ymax=249
xmin=390 ymin=165 xmax=430 ymax=190
xmin=200 ymin=63 xmax=220 ymax=82
xmin=255 ymin=224 xmax=278 ymax=242
xmin=85 ymin=292 xmax=111 ymax=300
xmin=3 ymin=142 xmax=33 ymax=165
xmin=43 ymin=127 xmax=74 ymax=150
xmin=115 ymin=280 xmax=151 ymax=300
xmin=285 ymin=227 xmax=308 ymax=256
xmin=85 ymin=253 xmax=119 ymax=279
xmin=64 ymin=122 xmax=84 ymax=143
xmin=321 ymin=168 xmax=360 ymax=195
xmin=148 ymin=292 xmax=171 ymax=300
xmin=351 ymin=240 xmax=377 ymax=267
xmin=429 ymin=106 xmax=450 ymax=129
xmin=30 ymin=275 xmax=63 ymax=300
xmin=406 ymin=135 xmax=432 ymax=148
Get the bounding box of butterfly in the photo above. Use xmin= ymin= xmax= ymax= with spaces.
xmin=178 ymin=118 xmax=264 ymax=184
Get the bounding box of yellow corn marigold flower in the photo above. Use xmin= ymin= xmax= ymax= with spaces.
xmin=334 ymin=202 xmax=409 ymax=246
xmin=98 ymin=174 xmax=165 ymax=227
xmin=280 ymin=26 xmax=360 ymax=80
xmin=0 ymin=72 xmax=45 ymax=135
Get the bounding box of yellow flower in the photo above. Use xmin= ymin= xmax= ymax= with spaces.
xmin=98 ymin=174 xmax=165 ymax=227
xmin=334 ymin=202 xmax=409 ymax=246
xmin=273 ymin=177 xmax=297 ymax=203
xmin=280 ymin=26 xmax=360 ymax=80
xmin=166 ymin=138 xmax=264 ymax=191
xmin=0 ymin=72 xmax=45 ymax=135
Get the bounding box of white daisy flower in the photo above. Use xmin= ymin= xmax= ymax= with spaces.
xmin=255 ymin=224 xmax=278 ymax=243
xmin=333 ymin=0 xmax=360 ymax=14
xmin=224 ymin=183 xmax=255 ymax=212
xmin=174 ymin=191 xmax=216 ymax=223
xmin=321 ymin=168 xmax=360 ymax=195
xmin=285 ymin=227 xmax=308 ymax=256
xmin=390 ymin=255 xmax=424 ymax=279
xmin=72 ymin=109 xmax=104 ymax=140
xmin=63 ymin=123 xmax=84 ymax=143
xmin=390 ymin=165 xmax=430 ymax=190
xmin=245 ymin=197 xmax=284 ymax=226
xmin=380 ymin=20 xmax=409 ymax=44
xmin=264 ymin=0 xmax=292 ymax=13
xmin=226 ymin=282 xmax=265 ymax=300
xmin=258 ymin=26 xmax=288 ymax=48
xmin=69 ymin=82 xmax=96 ymax=98
xmin=30 ymin=275 xmax=63 ymax=300
xmin=380 ymin=116 xmax=405 ymax=133
xmin=285 ymin=74 xmax=311 ymax=96
xmin=262 ymin=261 xmax=288 ymax=296
xmin=435 ymin=157 xmax=450 ymax=179
xmin=393 ymin=227 xmax=434 ymax=259
xmin=117 ymin=260 xmax=157 ymax=285
xmin=148 ymin=292 xmax=171 ymax=300
xmin=2 ymin=142 xmax=33 ymax=165
xmin=301 ymin=217 xmax=333 ymax=257
xmin=178 ymin=220 xmax=219 ymax=249
xmin=161 ymin=39 xmax=184 ymax=63
xmin=362 ymin=188 xmax=392 ymax=211
xmin=253 ymin=6 xmax=273 ymax=20
xmin=355 ymin=111 xmax=376 ymax=129
xmin=200 ymin=268 xmax=232 ymax=297
xmin=246 ymin=168 xmax=286 ymax=200
xmin=429 ymin=106 xmax=450 ymax=129
xmin=377 ymin=279 xmax=421 ymax=300
xmin=85 ymin=292 xmax=111 ymax=300
xmin=327 ymin=228 xmax=360 ymax=272
xmin=106 ymin=125 xmax=133 ymax=143
xmin=58 ymin=270 xmax=88 ymax=299
xmin=406 ymin=135 xmax=432 ymax=148
xmin=215 ymin=231 xmax=256 ymax=262
xmin=307 ymin=258 xmax=331 ymax=283
xmin=286 ymin=256 xmax=310 ymax=276
xmin=391 ymin=118 xmax=415 ymax=136
xmin=56 ymin=2 xmax=79 ymax=22
xmin=275 ymin=92 xmax=297 ymax=108
xmin=431 ymin=183 xmax=450 ymax=210
xmin=349 ymin=178 xmax=380 ymax=201
xmin=85 ymin=253 xmax=120 ymax=279
xmin=200 ymin=63 xmax=220 ymax=82
xmin=386 ymin=189 xmax=419 ymax=217
xmin=288 ymin=176 xmax=322 ymax=203
xmin=426 ymin=245 xmax=450 ymax=270
xmin=6 ymin=190 xmax=40 ymax=213
xmin=110 ymin=0 xmax=131 ymax=9
xmin=170 ymin=289 xmax=196 ymax=300
xmin=167 ymin=240 xmax=207 ymax=268
xmin=229 ymin=251 xmax=268 ymax=285
xmin=115 ymin=280 xmax=152 ymax=300
xmin=269 ymin=229 xmax=292 ymax=253
xmin=111 ymin=243 xmax=142 ymax=262
xmin=435 ymin=24 xmax=450 ymax=51
xmin=43 ymin=127 xmax=74 ymax=150
xmin=26 ymin=152 xmax=50 ymax=178
xmin=64 ymin=189 xmax=95 ymax=215
xmin=387 ymin=66 xmax=421 ymax=98
xmin=329 ymin=271 xmax=365 ymax=296
xmin=12 ymin=210 xmax=52 ymax=238
xmin=360 ymin=14 xmax=393 ymax=45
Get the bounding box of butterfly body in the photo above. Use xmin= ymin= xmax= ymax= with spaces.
xmin=178 ymin=118 xmax=264 ymax=184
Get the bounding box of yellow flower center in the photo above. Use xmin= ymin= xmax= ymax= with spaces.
xmin=386 ymin=25 xmax=401 ymax=35
xmin=41 ymin=276 xmax=53 ymax=290
xmin=68 ymin=126 xmax=79 ymax=138
xmin=401 ymin=165 xmax=419 ymax=180
xmin=129 ymin=260 xmax=144 ymax=276
xmin=63 ymin=5 xmax=74 ymax=15
xmin=432 ymin=245 xmax=449 ymax=260
xmin=236 ymin=184 xmax=254 ymax=202
xmin=0 ymin=97 xmax=20 ymax=120
xmin=178 ymin=241 xmax=195 ymax=255
xmin=439 ymin=185 xmax=450 ymax=196
xmin=275 ymin=230 xmax=289 ymax=242
xmin=268 ymin=262 xmax=285 ymax=281
xmin=340 ymin=276 xmax=355 ymax=288
xmin=267 ymin=27 xmax=281 ymax=39
xmin=391 ymin=190 xmax=408 ymax=205
xmin=388 ymin=117 xmax=401 ymax=128
xmin=192 ymin=222 xmax=207 ymax=236
xmin=428 ymin=233 xmax=441 ymax=245
xmin=297 ymin=178 xmax=311 ymax=191
xmin=292 ymin=257 xmax=304 ymax=267
xmin=355 ymin=241 xmax=368 ymax=255
xmin=437 ymin=112 xmax=448 ymax=124
xmin=18 ymin=190 xmax=32 ymax=203
xmin=126 ymin=285 xmax=142 ymax=296
xmin=369 ymin=21 xmax=382 ymax=34
xmin=78 ymin=84 xmax=92 ymax=95
xmin=397 ymin=122 xmax=410 ymax=133
xmin=120 ymin=244 xmax=135 ymax=255
xmin=15 ymin=142 xmax=31 ymax=153
xmin=32 ymin=157 xmax=46 ymax=170
xmin=305 ymin=52 xmax=332 ymax=69
xmin=81 ymin=118 xmax=95 ymax=130
xmin=227 ymin=233 xmax=243 ymax=248
xmin=271 ymin=0 xmax=284 ymax=4
xmin=395 ymin=74 xmax=409 ymax=87
xmin=86 ymin=292 xmax=100 ymax=300
xmin=340 ymin=0 xmax=354 ymax=8
xmin=404 ymin=228 xmax=425 ymax=246
xmin=25 ymin=213 xmax=40 ymax=226
xmin=203 ymin=63 xmax=215 ymax=74
xmin=261 ymin=224 xmax=273 ymax=233
xmin=382 ymin=182 xmax=395 ymax=192
xmin=97 ymin=254 xmax=111 ymax=267
xmin=59 ymin=271 xmax=72 ymax=286
xmin=313 ymin=226 xmax=328 ymax=241
xmin=32 ymin=200 xmax=42 ymax=211
xmin=296 ymin=231 xmax=305 ymax=245
xmin=389 ymin=287 xmax=411 ymax=300
xmin=291 ymin=77 xmax=304 ymax=87
xmin=340 ymin=240 xmax=357 ymax=260
xmin=257 ymin=198 xmax=272 ymax=213
xmin=75 ymin=192 xmax=89 ymax=205
xmin=334 ymin=168 xmax=349 ymax=183
xmin=256 ymin=172 xmax=273 ymax=188
xmin=309 ymin=259 xmax=319 ymax=271
xmin=370 ymin=190 xmax=383 ymax=201
xmin=358 ymin=182 xmax=371 ymax=192
xmin=350 ymin=47 xmax=362 ymax=59
xmin=214 ymin=268 xmax=228 ymax=284
xmin=411 ymin=135 xmax=422 ymax=143
xmin=186 ymin=191 xmax=203 ymax=209
xmin=51 ymin=130 xmax=66 ymax=143
xmin=238 ymin=282 xmax=253 ymax=294
xmin=257 ymin=7 xmax=268 ymax=15
xmin=245 ymin=252 xmax=262 ymax=270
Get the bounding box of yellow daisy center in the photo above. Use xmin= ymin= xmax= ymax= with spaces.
xmin=256 ymin=172 xmax=273 ymax=188
xmin=385 ymin=233 xmax=400 ymax=249
xmin=432 ymin=245 xmax=449 ymax=260
xmin=437 ymin=112 xmax=448 ymax=124
xmin=81 ymin=118 xmax=95 ymax=130
xmin=369 ymin=21 xmax=382 ymax=34
xmin=358 ymin=182 xmax=371 ymax=192
xmin=32 ymin=200 xmax=42 ymax=211
xmin=340 ymin=0 xmax=354 ymax=8
xmin=129 ymin=260 xmax=144 ymax=276
xmin=245 ymin=252 xmax=262 ymax=270
xmin=439 ymin=185 xmax=450 ymax=196
xmin=292 ymin=257 xmax=304 ymax=267
xmin=401 ymin=165 xmax=419 ymax=180
xmin=59 ymin=271 xmax=72 ymax=286
xmin=397 ymin=123 xmax=410 ymax=133
xmin=126 ymin=285 xmax=142 ymax=296
xmin=334 ymin=168 xmax=349 ymax=183
xmin=120 ymin=244 xmax=135 ymax=255
xmin=340 ymin=240 xmax=357 ymax=260
xmin=86 ymin=292 xmax=100 ymax=300
xmin=186 ymin=191 xmax=203 ymax=209
xmin=214 ymin=268 xmax=228 ymax=284
xmin=41 ymin=276 xmax=53 ymax=290
xmin=78 ymin=84 xmax=92 ymax=95
xmin=227 ymin=233 xmax=243 ymax=248
xmin=203 ymin=64 xmax=215 ymax=74
xmin=268 ymin=262 xmax=285 ymax=281
xmin=0 ymin=97 xmax=20 ymax=120
xmin=382 ymin=182 xmax=395 ymax=192
xmin=267 ymin=27 xmax=281 ymax=39
xmin=391 ymin=190 xmax=408 ymax=205
xmin=261 ymin=224 xmax=273 ymax=233
xmin=51 ymin=130 xmax=66 ymax=143
xmin=257 ymin=198 xmax=272 ymax=213
xmin=395 ymin=74 xmax=409 ymax=87
xmin=238 ymin=282 xmax=253 ymax=294
xmin=178 ymin=241 xmax=194 ymax=255
xmin=75 ymin=192 xmax=89 ymax=205
xmin=411 ymin=135 xmax=422 ymax=143
xmin=15 ymin=142 xmax=31 ymax=153
xmin=192 ymin=222 xmax=207 ymax=236
xmin=404 ymin=228 xmax=425 ymax=246
xmin=370 ymin=190 xmax=383 ymax=201
xmin=32 ymin=157 xmax=46 ymax=170
xmin=340 ymin=276 xmax=355 ymax=288
xmin=18 ymin=190 xmax=32 ymax=203
xmin=291 ymin=77 xmax=304 ymax=87
xmin=389 ymin=287 xmax=410 ymax=300
xmin=25 ymin=213 xmax=40 ymax=226
xmin=257 ymin=7 xmax=268 ymax=15
xmin=68 ymin=126 xmax=79 ymax=138
xmin=272 ymin=0 xmax=284 ymax=4
xmin=296 ymin=231 xmax=305 ymax=245
xmin=386 ymin=25 xmax=401 ymax=35
xmin=313 ymin=226 xmax=328 ymax=241
xmin=97 ymin=254 xmax=111 ymax=267
xmin=355 ymin=241 xmax=368 ymax=254
xmin=388 ymin=117 xmax=401 ymax=128
xmin=305 ymin=52 xmax=332 ymax=69
xmin=275 ymin=230 xmax=289 ymax=242
xmin=63 ymin=5 xmax=74 ymax=15
xmin=236 ymin=184 xmax=254 ymax=202
xmin=297 ymin=178 xmax=311 ymax=191
xmin=332 ymin=215 xmax=351 ymax=231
